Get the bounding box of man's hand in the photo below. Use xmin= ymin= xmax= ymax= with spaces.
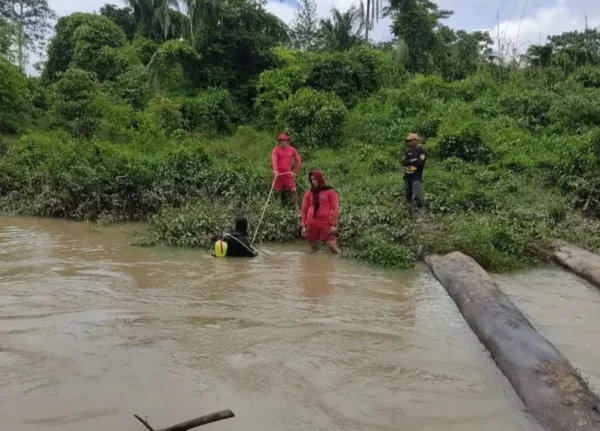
xmin=301 ymin=226 xmax=307 ymax=237
xmin=330 ymin=225 xmax=337 ymax=234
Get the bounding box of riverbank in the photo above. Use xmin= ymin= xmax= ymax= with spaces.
xmin=3 ymin=67 xmax=600 ymax=272
xmin=1 ymin=124 xmax=600 ymax=273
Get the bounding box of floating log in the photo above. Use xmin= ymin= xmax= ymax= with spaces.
xmin=553 ymin=241 xmax=600 ymax=289
xmin=134 ymin=409 xmax=235 ymax=431
xmin=425 ymin=251 xmax=600 ymax=431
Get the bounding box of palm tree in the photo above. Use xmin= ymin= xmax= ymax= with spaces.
xmin=361 ymin=0 xmax=384 ymax=42
xmin=124 ymin=0 xmax=179 ymax=40
xmin=318 ymin=6 xmax=365 ymax=51
xmin=181 ymin=0 xmax=220 ymax=49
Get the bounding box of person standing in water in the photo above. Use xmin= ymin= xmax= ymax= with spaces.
xmin=271 ymin=132 xmax=301 ymax=210
xmin=403 ymin=133 xmax=427 ymax=216
xmin=213 ymin=217 xmax=258 ymax=258
xmin=301 ymin=170 xmax=340 ymax=254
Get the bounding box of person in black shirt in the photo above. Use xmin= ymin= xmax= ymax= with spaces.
xmin=402 ymin=133 xmax=427 ymax=215
xmin=213 ymin=217 xmax=258 ymax=258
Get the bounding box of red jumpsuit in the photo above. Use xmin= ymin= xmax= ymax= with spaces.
xmin=301 ymin=172 xmax=339 ymax=245
xmin=271 ymin=145 xmax=301 ymax=191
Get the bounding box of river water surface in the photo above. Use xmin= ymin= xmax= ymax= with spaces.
xmin=0 ymin=217 xmax=570 ymax=431
xmin=496 ymin=268 xmax=600 ymax=394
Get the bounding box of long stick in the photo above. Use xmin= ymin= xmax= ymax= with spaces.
xmin=133 ymin=409 xmax=235 ymax=431
xmin=134 ymin=415 xmax=155 ymax=431
xmin=251 ymin=174 xmax=278 ymax=246
xmin=157 ymin=410 xmax=235 ymax=431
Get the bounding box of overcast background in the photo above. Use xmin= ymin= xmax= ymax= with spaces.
xmin=34 ymin=0 xmax=600 ymax=71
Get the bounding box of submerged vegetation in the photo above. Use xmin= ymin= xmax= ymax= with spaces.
xmin=1 ymin=0 xmax=600 ymax=271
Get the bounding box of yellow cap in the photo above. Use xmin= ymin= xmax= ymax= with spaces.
xmin=214 ymin=239 xmax=228 ymax=257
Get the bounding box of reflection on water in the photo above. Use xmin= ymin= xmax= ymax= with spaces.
xmin=495 ymin=267 xmax=600 ymax=394
xmin=0 ymin=217 xmax=543 ymax=431
xmin=299 ymin=253 xmax=336 ymax=298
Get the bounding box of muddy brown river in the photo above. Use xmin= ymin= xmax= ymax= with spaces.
xmin=0 ymin=217 xmax=597 ymax=431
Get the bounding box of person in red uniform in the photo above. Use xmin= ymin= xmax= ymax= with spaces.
xmin=301 ymin=170 xmax=340 ymax=254
xmin=271 ymin=132 xmax=301 ymax=209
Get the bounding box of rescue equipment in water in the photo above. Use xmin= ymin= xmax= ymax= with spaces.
xmin=214 ymin=239 xmax=228 ymax=257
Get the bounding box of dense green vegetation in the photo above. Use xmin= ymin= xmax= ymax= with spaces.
xmin=1 ymin=0 xmax=600 ymax=272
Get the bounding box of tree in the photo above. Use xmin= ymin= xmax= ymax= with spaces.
xmin=190 ymin=0 xmax=288 ymax=106
xmin=49 ymin=67 xmax=100 ymax=138
xmin=360 ymin=0 xmax=384 ymax=42
xmin=433 ymin=26 xmax=493 ymax=81
xmin=42 ymin=13 xmax=128 ymax=83
xmin=387 ymin=0 xmax=452 ymax=73
xmin=181 ymin=0 xmax=220 ymax=49
xmin=0 ymin=16 xmax=16 ymax=62
xmin=0 ymin=58 xmax=29 ymax=133
xmin=123 ymin=0 xmax=179 ymax=41
xmin=100 ymin=4 xmax=137 ymax=41
xmin=523 ymin=29 xmax=600 ymax=72
xmin=0 ymin=0 xmax=56 ymax=71
xmin=317 ymin=6 xmax=365 ymax=51
xmin=289 ymin=0 xmax=318 ymax=51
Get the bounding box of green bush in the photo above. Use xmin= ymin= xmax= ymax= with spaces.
xmin=144 ymin=96 xmax=183 ymax=135
xmin=549 ymin=89 xmax=600 ymax=131
xmin=254 ymin=65 xmax=308 ymax=127
xmin=569 ymin=66 xmax=600 ymax=88
xmin=71 ymin=17 xmax=127 ymax=70
xmin=495 ymin=88 xmax=554 ymax=128
xmin=179 ymin=89 xmax=237 ymax=135
xmin=438 ymin=130 xmax=493 ymax=164
xmin=110 ymin=64 xmax=151 ymax=110
xmin=49 ymin=68 xmax=101 ymax=138
xmin=305 ymin=47 xmax=383 ymax=107
xmin=278 ymin=88 xmax=347 ymax=148
xmin=93 ymin=45 xmax=141 ymax=82
xmin=0 ymin=60 xmax=30 ymax=134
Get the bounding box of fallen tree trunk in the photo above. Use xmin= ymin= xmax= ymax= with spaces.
xmin=425 ymin=251 xmax=600 ymax=431
xmin=553 ymin=241 xmax=600 ymax=289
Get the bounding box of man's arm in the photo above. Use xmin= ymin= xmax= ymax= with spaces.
xmin=239 ymin=235 xmax=258 ymax=258
xmin=402 ymin=151 xmax=412 ymax=166
xmin=292 ymin=148 xmax=302 ymax=174
xmin=329 ymin=190 xmax=339 ymax=226
xmin=411 ymin=149 xmax=427 ymax=168
xmin=271 ymin=148 xmax=279 ymax=173
xmin=301 ymin=191 xmax=310 ymax=227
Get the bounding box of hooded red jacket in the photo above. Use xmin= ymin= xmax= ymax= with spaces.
xmin=301 ymin=171 xmax=339 ymax=226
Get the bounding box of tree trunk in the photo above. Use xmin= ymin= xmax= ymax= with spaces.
xmin=553 ymin=241 xmax=600 ymax=289
xmin=365 ymin=0 xmax=370 ymax=42
xmin=17 ymin=1 xmax=25 ymax=72
xmin=425 ymin=251 xmax=600 ymax=431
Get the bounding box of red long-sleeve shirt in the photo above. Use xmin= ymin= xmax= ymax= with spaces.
xmin=301 ymin=189 xmax=339 ymax=226
xmin=272 ymin=145 xmax=301 ymax=174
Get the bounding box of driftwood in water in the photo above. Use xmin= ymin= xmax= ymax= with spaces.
xmin=553 ymin=241 xmax=600 ymax=289
xmin=134 ymin=409 xmax=235 ymax=431
xmin=425 ymin=251 xmax=600 ymax=431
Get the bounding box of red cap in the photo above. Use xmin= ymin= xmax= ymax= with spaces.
xmin=277 ymin=132 xmax=290 ymax=141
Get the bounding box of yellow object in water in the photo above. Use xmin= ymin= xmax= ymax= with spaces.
xmin=214 ymin=239 xmax=228 ymax=257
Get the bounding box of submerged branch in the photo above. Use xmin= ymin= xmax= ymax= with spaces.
xmin=134 ymin=409 xmax=235 ymax=431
